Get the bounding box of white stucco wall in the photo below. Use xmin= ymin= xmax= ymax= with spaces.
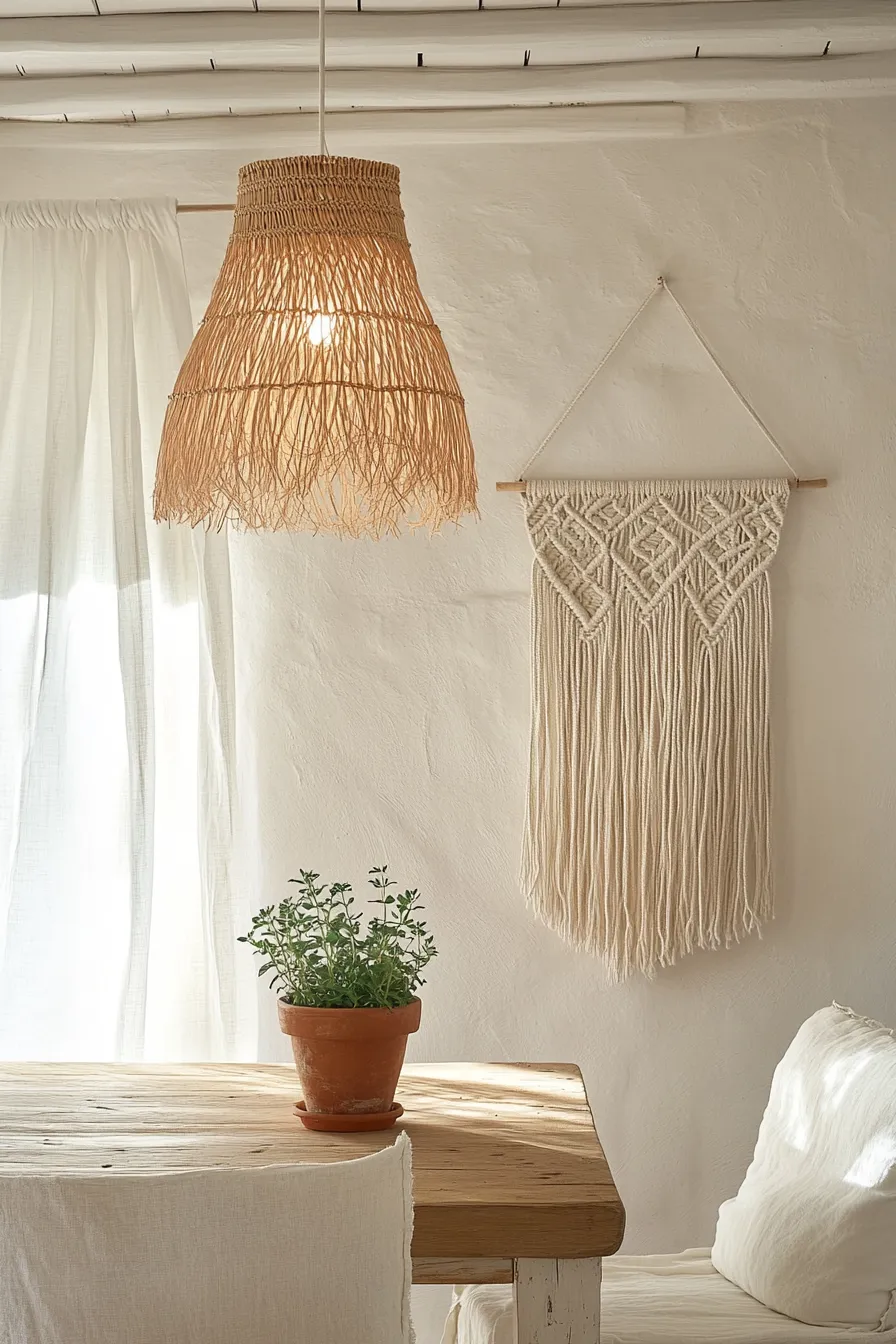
xmin=4 ymin=99 xmax=895 ymax=1340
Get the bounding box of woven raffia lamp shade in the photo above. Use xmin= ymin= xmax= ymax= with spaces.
xmin=154 ymin=156 xmax=477 ymax=537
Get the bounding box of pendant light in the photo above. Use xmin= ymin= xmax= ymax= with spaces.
xmin=153 ymin=0 xmax=477 ymax=538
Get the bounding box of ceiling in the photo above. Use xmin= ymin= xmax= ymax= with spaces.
xmin=0 ymin=0 xmax=894 ymax=131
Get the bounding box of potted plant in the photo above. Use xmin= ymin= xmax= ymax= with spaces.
xmin=239 ymin=866 xmax=436 ymax=1131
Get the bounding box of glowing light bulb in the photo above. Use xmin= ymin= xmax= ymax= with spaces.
xmin=305 ymin=314 xmax=335 ymax=346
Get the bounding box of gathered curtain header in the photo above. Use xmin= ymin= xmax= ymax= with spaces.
xmin=0 ymin=197 xmax=178 ymax=235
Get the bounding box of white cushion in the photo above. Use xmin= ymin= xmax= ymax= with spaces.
xmin=0 ymin=1134 xmax=413 ymax=1344
xmin=442 ymin=1250 xmax=896 ymax=1344
xmin=712 ymin=1005 xmax=896 ymax=1331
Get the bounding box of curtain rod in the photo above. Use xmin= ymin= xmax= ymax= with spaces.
xmin=495 ymin=478 xmax=828 ymax=492
xmin=177 ymin=203 xmax=235 ymax=212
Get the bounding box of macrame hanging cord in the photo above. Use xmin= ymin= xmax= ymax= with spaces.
xmin=517 ymin=277 xmax=799 ymax=481
xmin=516 ymin=280 xmax=794 ymax=979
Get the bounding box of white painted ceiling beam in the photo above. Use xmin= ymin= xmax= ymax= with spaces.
xmin=1 ymin=1 xmax=894 ymax=70
xmin=0 ymin=103 xmax=686 ymax=146
xmin=3 ymin=51 xmax=895 ymax=119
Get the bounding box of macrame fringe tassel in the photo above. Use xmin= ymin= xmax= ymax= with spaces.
xmin=521 ymin=478 xmax=788 ymax=980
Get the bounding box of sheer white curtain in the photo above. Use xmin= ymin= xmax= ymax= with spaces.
xmin=0 ymin=198 xmax=256 ymax=1061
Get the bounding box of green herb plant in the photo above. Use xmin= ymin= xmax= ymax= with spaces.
xmin=238 ymin=866 xmax=437 ymax=1009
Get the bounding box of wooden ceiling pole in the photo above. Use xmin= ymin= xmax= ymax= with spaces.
xmin=1 ymin=1 xmax=894 ymax=68
xmin=2 ymin=54 xmax=895 ymax=121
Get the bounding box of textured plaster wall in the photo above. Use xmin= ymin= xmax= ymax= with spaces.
xmin=4 ymin=99 xmax=895 ymax=1341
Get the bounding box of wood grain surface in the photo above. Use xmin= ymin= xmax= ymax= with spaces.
xmin=0 ymin=1061 xmax=625 ymax=1259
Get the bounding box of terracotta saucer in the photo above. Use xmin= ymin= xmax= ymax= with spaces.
xmin=294 ymin=1101 xmax=404 ymax=1132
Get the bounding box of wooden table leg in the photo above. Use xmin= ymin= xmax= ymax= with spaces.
xmin=514 ymin=1258 xmax=601 ymax=1343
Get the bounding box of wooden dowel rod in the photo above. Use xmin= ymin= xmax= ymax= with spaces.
xmin=176 ymin=203 xmax=235 ymax=213
xmin=496 ymin=477 xmax=827 ymax=492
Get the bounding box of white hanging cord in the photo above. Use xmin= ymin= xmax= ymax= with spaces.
xmin=318 ymin=0 xmax=328 ymax=155
xmin=516 ymin=276 xmax=798 ymax=480
xmin=658 ymin=278 xmax=798 ymax=478
xmin=517 ymin=279 xmax=662 ymax=479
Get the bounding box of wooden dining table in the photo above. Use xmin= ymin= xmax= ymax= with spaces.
xmin=0 ymin=1060 xmax=625 ymax=1342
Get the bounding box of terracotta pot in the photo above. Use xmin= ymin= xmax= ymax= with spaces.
xmin=278 ymin=997 xmax=421 ymax=1126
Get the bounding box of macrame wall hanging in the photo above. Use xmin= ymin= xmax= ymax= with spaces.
xmin=498 ymin=278 xmax=826 ymax=980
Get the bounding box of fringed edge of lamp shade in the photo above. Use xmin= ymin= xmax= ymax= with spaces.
xmin=154 ymin=156 xmax=478 ymax=538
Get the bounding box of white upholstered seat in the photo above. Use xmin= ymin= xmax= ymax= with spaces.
xmin=446 ymin=1005 xmax=896 ymax=1344
xmin=443 ymin=1250 xmax=896 ymax=1344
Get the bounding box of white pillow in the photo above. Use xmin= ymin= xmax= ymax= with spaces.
xmin=0 ymin=1135 xmax=414 ymax=1344
xmin=712 ymin=1004 xmax=896 ymax=1331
